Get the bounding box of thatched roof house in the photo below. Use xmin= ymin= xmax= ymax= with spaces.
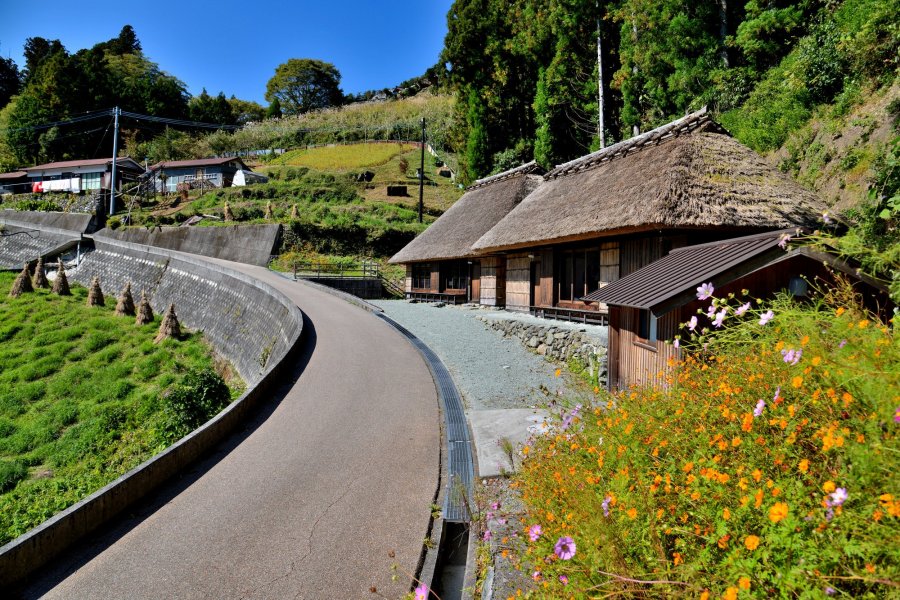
xmin=473 ymin=108 xmax=824 ymax=253
xmin=389 ymin=161 xmax=542 ymax=264
xmin=389 ymin=162 xmax=543 ymax=304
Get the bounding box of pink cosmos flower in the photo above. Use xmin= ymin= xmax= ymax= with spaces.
xmin=838 ymin=339 xmax=847 ymax=349
xmin=778 ymin=233 xmax=792 ymax=249
xmin=735 ymin=302 xmax=751 ymax=317
xmin=688 ymin=316 xmax=698 ymax=331
xmin=706 ymin=304 xmax=718 ymax=320
xmin=483 ymin=529 xmax=492 ymax=541
xmin=894 ymin=406 xmax=900 ymax=423
xmin=602 ymin=495 xmax=612 ymax=517
xmin=781 ymin=348 xmax=802 ymax=365
xmin=822 ymin=211 xmax=832 ymax=224
xmin=528 ymin=524 xmax=542 ymax=541
xmin=696 ymin=282 xmax=714 ymax=300
xmin=773 ymin=386 xmax=781 ymax=402
xmin=532 ymin=570 xmax=542 ymax=581
xmin=713 ymin=308 xmax=727 ymax=328
xmin=490 ymin=501 xmax=501 ymax=510
xmin=753 ymin=399 xmax=766 ymax=417
xmin=414 ymin=582 xmax=429 ymax=600
xmin=673 ymin=338 xmax=680 ymax=349
xmin=554 ymin=536 xmax=576 ymax=560
xmin=559 ymin=575 xmax=569 ymax=585
xmin=829 ymin=488 xmax=848 ymax=507
xmin=759 ymin=310 xmax=774 ymax=325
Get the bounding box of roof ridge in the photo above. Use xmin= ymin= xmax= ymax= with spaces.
xmin=468 ymin=161 xmax=542 ymax=190
xmin=545 ymin=107 xmax=726 ymax=180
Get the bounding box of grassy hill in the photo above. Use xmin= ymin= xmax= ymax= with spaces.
xmin=119 ymin=140 xmax=464 ymax=264
xmin=0 ymin=274 xmax=241 ymax=545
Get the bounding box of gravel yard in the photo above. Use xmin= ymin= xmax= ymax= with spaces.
xmin=373 ymin=300 xmax=575 ymax=410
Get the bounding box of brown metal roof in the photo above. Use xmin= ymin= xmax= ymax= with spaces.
xmin=0 ymin=171 xmax=28 ymax=180
xmin=23 ymin=157 xmax=143 ymax=172
xmin=585 ymin=229 xmax=798 ymax=314
xmin=150 ymin=157 xmax=247 ymax=170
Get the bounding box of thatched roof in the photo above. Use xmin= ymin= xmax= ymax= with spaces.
xmin=473 ymin=108 xmax=825 ymax=253
xmin=389 ymin=162 xmax=543 ymax=264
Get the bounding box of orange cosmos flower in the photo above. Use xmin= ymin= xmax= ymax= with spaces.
xmin=744 ymin=535 xmax=760 ymax=550
xmin=769 ymin=502 xmax=789 ymax=523
xmin=739 ymin=577 xmax=751 ymax=590
xmin=799 ymin=459 xmax=809 ymax=474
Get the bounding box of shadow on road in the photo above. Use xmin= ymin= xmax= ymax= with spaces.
xmin=13 ymin=314 xmax=318 ymax=599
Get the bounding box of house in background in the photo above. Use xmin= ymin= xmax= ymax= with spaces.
xmin=23 ymin=157 xmax=144 ymax=194
xmin=470 ymin=108 xmax=825 ymax=320
xmin=586 ymin=230 xmax=892 ymax=390
xmin=389 ymin=162 xmax=543 ymax=304
xmin=0 ymin=171 xmax=29 ymax=195
xmin=149 ymin=157 xmax=262 ymax=193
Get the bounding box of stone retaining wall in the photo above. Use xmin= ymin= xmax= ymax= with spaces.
xmin=0 ymin=238 xmax=305 ymax=586
xmin=477 ymin=315 xmax=608 ymax=385
xmin=0 ymin=209 xmax=94 ymax=234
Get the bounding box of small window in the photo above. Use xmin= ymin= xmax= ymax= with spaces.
xmin=637 ymin=309 xmax=657 ymax=342
xmin=442 ymin=261 xmax=468 ymax=290
xmin=412 ymin=264 xmax=431 ymax=289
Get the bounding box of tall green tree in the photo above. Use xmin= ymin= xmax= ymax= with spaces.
xmin=264 ymin=59 xmax=343 ymax=115
xmin=464 ymin=87 xmax=490 ymax=181
xmin=0 ymin=56 xmax=21 ymax=109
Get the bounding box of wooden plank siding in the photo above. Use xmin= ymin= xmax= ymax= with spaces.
xmin=506 ymin=253 xmax=531 ymax=312
xmin=608 ymin=306 xmax=678 ymax=390
xmin=404 ymin=265 xmax=412 ymax=293
xmin=480 ymin=256 xmax=498 ymax=305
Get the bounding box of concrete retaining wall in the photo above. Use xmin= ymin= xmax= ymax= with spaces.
xmin=0 ymin=239 xmax=304 ymax=587
xmin=97 ymin=224 xmax=282 ymax=266
xmin=0 ymin=209 xmax=95 ymax=234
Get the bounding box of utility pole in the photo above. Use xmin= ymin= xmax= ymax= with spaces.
xmin=418 ymin=118 xmax=425 ymax=224
xmin=110 ymin=106 xmax=120 ymax=215
xmin=596 ymin=2 xmax=606 ymax=149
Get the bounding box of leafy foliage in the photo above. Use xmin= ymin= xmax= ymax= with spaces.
xmin=160 ymin=369 xmax=231 ymax=443
xmin=265 ymin=58 xmax=344 ymax=115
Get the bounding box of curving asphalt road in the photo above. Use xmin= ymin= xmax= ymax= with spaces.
xmin=19 ymin=260 xmax=441 ymax=599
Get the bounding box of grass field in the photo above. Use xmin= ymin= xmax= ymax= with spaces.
xmin=0 ymin=273 xmax=242 ymax=545
xmin=266 ymin=142 xmax=417 ymax=171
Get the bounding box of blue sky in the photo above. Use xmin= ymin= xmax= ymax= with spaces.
xmin=0 ymin=1 xmax=453 ymax=105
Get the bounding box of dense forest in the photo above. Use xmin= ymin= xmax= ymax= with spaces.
xmin=440 ymin=0 xmax=897 ymax=181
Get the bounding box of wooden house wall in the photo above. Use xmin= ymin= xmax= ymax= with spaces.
xmin=480 ymin=256 xmax=498 ymax=305
xmin=506 ymin=253 xmax=531 ymax=312
xmin=405 ymin=265 xmax=412 ymax=293
xmin=608 ymin=306 xmax=678 ymax=390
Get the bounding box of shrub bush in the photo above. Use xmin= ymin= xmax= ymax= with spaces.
xmin=160 ymin=368 xmax=231 ymax=443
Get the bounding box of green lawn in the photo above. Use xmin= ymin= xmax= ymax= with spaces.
xmin=0 ymin=273 xmax=242 ymax=545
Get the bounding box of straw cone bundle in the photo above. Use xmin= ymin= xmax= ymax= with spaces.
xmin=9 ymin=263 xmax=33 ymax=297
xmin=135 ymin=290 xmax=154 ymax=325
xmin=115 ymin=282 xmax=135 ymax=316
xmin=264 ymin=201 xmax=273 ymax=220
xmin=51 ymin=259 xmax=70 ymax=296
xmin=154 ymin=303 xmax=181 ymax=343
xmin=32 ymin=256 xmax=49 ymax=288
xmin=87 ymin=276 xmax=105 ymax=307
xmin=290 ymin=204 xmax=298 ymax=220
xmin=224 ymin=202 xmax=233 ymax=222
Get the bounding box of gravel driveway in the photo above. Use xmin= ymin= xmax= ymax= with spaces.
xmin=372 ymin=301 xmax=574 ymax=410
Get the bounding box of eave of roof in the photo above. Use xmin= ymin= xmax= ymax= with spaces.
xmin=584 ymin=229 xmax=799 ymax=315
